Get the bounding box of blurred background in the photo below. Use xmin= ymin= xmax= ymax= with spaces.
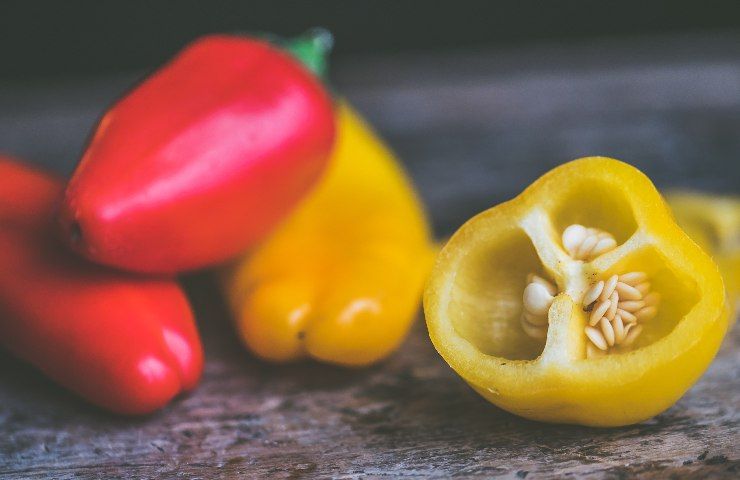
xmin=1 ymin=3 xmax=739 ymax=476
xmin=1 ymin=0 xmax=739 ymax=236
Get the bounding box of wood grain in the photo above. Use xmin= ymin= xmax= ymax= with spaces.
xmin=0 ymin=34 xmax=739 ymax=478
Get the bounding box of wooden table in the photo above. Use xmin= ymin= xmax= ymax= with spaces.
xmin=1 ymin=33 xmax=738 ymax=478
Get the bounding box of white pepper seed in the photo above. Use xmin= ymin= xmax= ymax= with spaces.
xmin=635 ymin=282 xmax=651 ymax=295
xmin=613 ymin=314 xmax=626 ymax=343
xmin=521 ymin=273 xmax=561 ymax=341
xmin=562 ymin=224 xmax=588 ymax=254
xmin=619 ymin=300 xmax=645 ymax=312
xmin=563 ymin=225 xmax=618 ymax=261
xmin=601 ymin=275 xmax=619 ymax=301
xmin=582 ymin=281 xmax=604 ymax=306
xmin=617 ymin=308 xmax=637 ymax=323
xmin=606 ymin=291 xmax=619 ymax=319
xmin=622 ymin=324 xmax=643 ymax=347
xmin=585 ymin=326 xmax=608 ymax=350
xmin=635 ymin=305 xmax=658 ymax=322
xmin=523 ymin=283 xmax=554 ymax=316
xmin=615 ymin=282 xmax=642 ymax=300
xmin=522 ymin=310 xmax=548 ymax=326
xmin=591 ymin=236 xmax=617 ymax=256
xmin=643 ymin=292 xmax=661 ymax=306
xmin=619 ymin=271 xmax=648 ymax=285
xmin=576 ymin=234 xmax=599 ymax=259
xmin=589 ymin=299 xmax=611 ymax=326
xmin=599 ymin=317 xmax=615 ymax=346
xmin=528 ymin=274 xmax=558 ymax=296
xmin=521 ymin=316 xmax=547 ymax=340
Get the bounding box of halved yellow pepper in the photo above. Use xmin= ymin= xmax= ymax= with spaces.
xmin=666 ymin=191 xmax=740 ymax=314
xmin=222 ymin=102 xmax=435 ymax=366
xmin=424 ymin=157 xmax=728 ymax=427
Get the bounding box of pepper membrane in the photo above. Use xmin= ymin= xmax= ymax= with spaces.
xmin=424 ymin=157 xmax=728 ymax=426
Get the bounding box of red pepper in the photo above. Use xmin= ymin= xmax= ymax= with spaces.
xmin=58 ymin=33 xmax=336 ymax=274
xmin=0 ymin=156 xmax=203 ymax=414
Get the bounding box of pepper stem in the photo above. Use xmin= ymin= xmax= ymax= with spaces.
xmin=282 ymin=28 xmax=334 ymax=79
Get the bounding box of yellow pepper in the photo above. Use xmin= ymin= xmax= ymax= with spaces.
xmin=222 ymin=102 xmax=435 ymax=366
xmin=424 ymin=157 xmax=728 ymax=427
xmin=666 ymin=191 xmax=740 ymax=314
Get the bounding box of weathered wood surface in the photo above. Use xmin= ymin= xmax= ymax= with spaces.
xmin=1 ymin=34 xmax=739 ymax=478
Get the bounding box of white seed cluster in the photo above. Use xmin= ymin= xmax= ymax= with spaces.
xmin=562 ymin=224 xmax=617 ymax=261
xmin=521 ymin=273 xmax=557 ymax=341
xmin=582 ymin=271 xmax=660 ymax=358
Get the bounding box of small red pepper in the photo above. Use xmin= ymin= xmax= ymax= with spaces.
xmin=58 ymin=33 xmax=336 ymax=273
xmin=0 ymin=157 xmax=203 ymax=415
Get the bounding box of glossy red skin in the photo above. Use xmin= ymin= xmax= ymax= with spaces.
xmin=0 ymin=157 xmax=203 ymax=415
xmin=59 ymin=34 xmax=336 ymax=274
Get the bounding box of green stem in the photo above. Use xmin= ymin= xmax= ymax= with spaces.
xmin=281 ymin=28 xmax=334 ymax=80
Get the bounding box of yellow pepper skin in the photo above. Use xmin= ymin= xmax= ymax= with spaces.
xmin=424 ymin=157 xmax=728 ymax=427
xmin=222 ymin=103 xmax=435 ymax=366
xmin=666 ymin=192 xmax=740 ymax=315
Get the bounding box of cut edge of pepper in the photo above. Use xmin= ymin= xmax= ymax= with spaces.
xmin=424 ymin=156 xmax=729 ymax=399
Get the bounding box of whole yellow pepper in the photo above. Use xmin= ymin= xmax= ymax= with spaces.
xmin=222 ymin=103 xmax=435 ymax=366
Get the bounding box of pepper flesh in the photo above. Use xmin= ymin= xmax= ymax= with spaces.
xmin=222 ymin=103 xmax=435 ymax=366
xmin=0 ymin=156 xmax=203 ymax=415
xmin=666 ymin=191 xmax=740 ymax=314
xmin=424 ymin=157 xmax=728 ymax=427
xmin=59 ymin=34 xmax=335 ymax=274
